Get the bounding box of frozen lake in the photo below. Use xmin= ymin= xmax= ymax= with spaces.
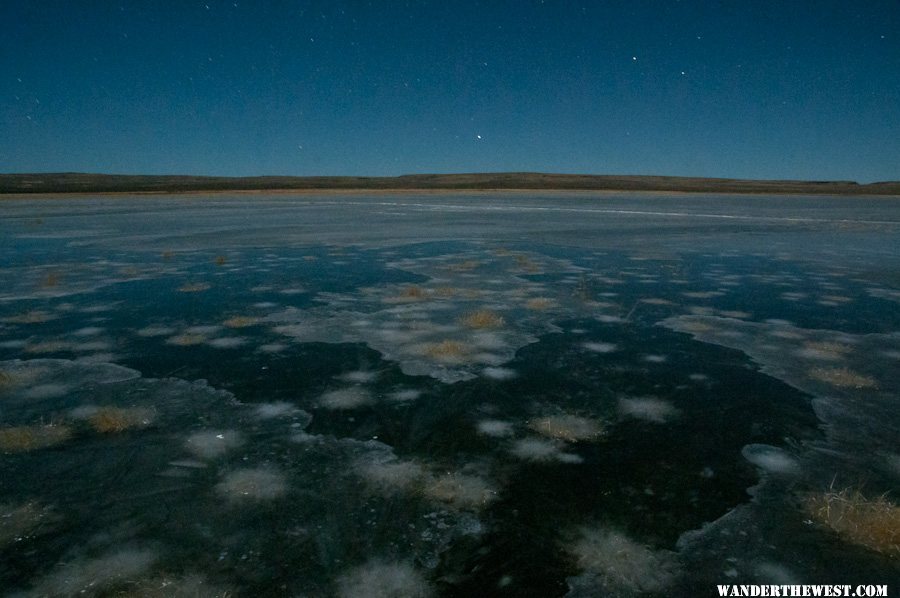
xmin=1 ymin=192 xmax=899 ymax=596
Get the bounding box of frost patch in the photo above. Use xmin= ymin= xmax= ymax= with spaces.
xmin=618 ymin=397 xmax=679 ymax=424
xmin=216 ymin=466 xmax=287 ymax=503
xmin=741 ymin=444 xmax=800 ymax=475
xmin=185 ymin=430 xmax=243 ymax=459
xmin=582 ymin=341 xmax=617 ymax=353
xmin=566 ymin=526 xmax=678 ymax=594
xmin=319 ymin=387 xmax=374 ymax=410
xmin=509 ymin=437 xmax=583 ymax=464
xmin=476 ymin=419 xmax=515 ymax=438
xmin=336 ymin=559 xmax=433 ymax=598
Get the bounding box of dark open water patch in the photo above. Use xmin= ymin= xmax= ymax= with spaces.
xmin=1 ymin=228 xmax=898 ymax=595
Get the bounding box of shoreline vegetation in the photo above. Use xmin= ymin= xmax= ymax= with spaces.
xmin=1 ymin=172 xmax=899 ymax=196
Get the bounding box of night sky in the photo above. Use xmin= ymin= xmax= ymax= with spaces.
xmin=2 ymin=1 xmax=898 ymax=181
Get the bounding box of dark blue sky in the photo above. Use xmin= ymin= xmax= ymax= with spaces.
xmin=2 ymin=1 xmax=898 ymax=181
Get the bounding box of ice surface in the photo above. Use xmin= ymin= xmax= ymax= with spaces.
xmin=2 ymin=193 xmax=899 ymax=592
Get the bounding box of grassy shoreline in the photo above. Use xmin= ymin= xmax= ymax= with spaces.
xmin=2 ymin=172 xmax=899 ymax=197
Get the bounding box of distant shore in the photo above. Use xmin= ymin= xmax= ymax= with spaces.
xmin=2 ymin=172 xmax=899 ymax=196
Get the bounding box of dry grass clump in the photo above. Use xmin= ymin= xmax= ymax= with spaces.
xmin=422 ymin=340 xmax=469 ymax=363
xmin=222 ymin=316 xmax=260 ymax=328
xmin=798 ymin=341 xmax=851 ymax=361
xmin=0 ymin=424 xmax=72 ymax=453
xmin=809 ymin=367 xmax=878 ymax=389
xmin=525 ymin=297 xmax=555 ymax=311
xmin=806 ymin=488 xmax=900 ymax=557
xmin=677 ymin=319 xmax=715 ymax=334
xmin=166 ymin=333 xmax=206 ymax=346
xmin=765 ymin=326 xmax=802 ymax=339
xmin=514 ymin=255 xmax=540 ymax=273
xmin=804 ymin=341 xmax=850 ymax=356
xmin=86 ymin=407 xmax=156 ymax=433
xmin=40 ymin=271 xmax=62 ymax=288
xmin=530 ymin=415 xmax=605 ymax=442
xmin=459 ymin=309 xmax=505 ymax=329
xmin=0 ymin=370 xmax=14 ymax=392
xmin=387 ymin=285 xmax=429 ymax=302
xmin=177 ymin=282 xmax=211 ymax=293
xmin=447 ymin=260 xmax=481 ymax=272
xmin=24 ymin=340 xmax=71 ymax=354
xmin=401 ymin=285 xmax=428 ymax=298
xmin=119 ymin=266 xmax=142 ymax=278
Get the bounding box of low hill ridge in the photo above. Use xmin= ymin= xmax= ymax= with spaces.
xmin=2 ymin=172 xmax=898 ymax=195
